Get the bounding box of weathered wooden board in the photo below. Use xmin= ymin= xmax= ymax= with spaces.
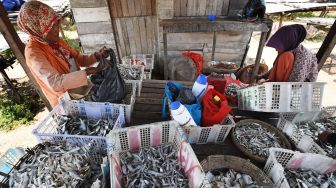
xmin=174 ymin=0 xmax=232 ymax=16
xmin=76 ymin=22 xmax=113 ymax=35
xmin=109 ymin=0 xmax=156 ymax=17
xmin=166 ymin=31 xmax=251 ymax=44
xmin=69 ymin=0 xmax=107 ymax=8
xmin=115 ymin=16 xmax=157 ymax=56
xmin=72 ymin=8 xmax=111 ymax=23
xmin=79 ymin=33 xmax=115 ymax=46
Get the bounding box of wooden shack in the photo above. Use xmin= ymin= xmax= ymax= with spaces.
xmin=69 ymin=0 xmax=272 ymax=79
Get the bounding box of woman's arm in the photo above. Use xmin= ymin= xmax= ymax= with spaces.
xmin=59 ymin=40 xmax=97 ymax=67
xmin=27 ymin=48 xmax=89 ymax=92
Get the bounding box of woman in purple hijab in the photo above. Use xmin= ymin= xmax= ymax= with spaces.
xmin=262 ymin=24 xmax=318 ymax=82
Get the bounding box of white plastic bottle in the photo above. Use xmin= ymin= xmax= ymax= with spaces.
xmin=192 ymin=74 xmax=208 ymax=100
xmin=170 ymin=101 xmax=197 ymax=127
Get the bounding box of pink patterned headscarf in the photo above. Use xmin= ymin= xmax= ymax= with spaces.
xmin=17 ymin=1 xmax=61 ymax=44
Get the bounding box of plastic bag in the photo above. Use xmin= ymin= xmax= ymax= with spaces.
xmin=202 ymin=88 xmax=231 ymax=127
xmin=224 ymin=76 xmax=246 ymax=104
xmin=91 ymin=49 xmax=127 ymax=103
xmin=162 ymin=82 xmax=202 ymax=125
xmin=182 ymin=51 xmax=203 ymax=76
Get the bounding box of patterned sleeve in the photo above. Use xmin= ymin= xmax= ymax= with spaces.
xmin=59 ymin=40 xmax=97 ymax=67
xmin=288 ymin=45 xmax=318 ymax=82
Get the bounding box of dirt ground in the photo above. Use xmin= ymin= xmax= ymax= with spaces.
xmin=0 ymin=21 xmax=335 ymax=156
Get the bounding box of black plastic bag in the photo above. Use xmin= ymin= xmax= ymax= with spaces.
xmin=243 ymin=0 xmax=266 ymax=19
xmin=91 ymin=49 xmax=127 ymax=103
xmin=176 ymin=88 xmax=196 ymax=105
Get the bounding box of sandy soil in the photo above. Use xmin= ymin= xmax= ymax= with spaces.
xmin=0 ymin=21 xmax=335 ymax=157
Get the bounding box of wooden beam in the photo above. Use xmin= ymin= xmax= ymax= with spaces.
xmin=0 ymin=3 xmax=52 ymax=110
xmin=160 ymin=18 xmax=272 ymax=33
xmin=251 ymin=32 xmax=268 ymax=83
xmin=317 ymin=20 xmax=336 ymax=71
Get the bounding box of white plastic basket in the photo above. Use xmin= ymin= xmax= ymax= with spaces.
xmin=277 ymin=116 xmax=326 ymax=155
xmin=278 ymin=106 xmax=336 ymax=125
xmin=264 ymin=148 xmax=336 ymax=188
xmin=238 ymin=82 xmax=326 ymax=112
xmin=121 ymin=54 xmax=154 ymax=71
xmin=119 ymin=64 xmax=144 ymax=96
xmin=62 ymin=82 xmax=136 ymax=124
xmin=107 ymin=121 xmax=205 ymax=188
xmin=184 ymin=115 xmax=235 ymax=144
xmin=32 ymin=100 xmax=126 ymax=161
xmin=143 ymin=69 xmax=152 ymax=80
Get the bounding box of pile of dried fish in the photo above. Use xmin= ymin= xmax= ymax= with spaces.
xmin=284 ymin=169 xmax=336 ymax=188
xmin=120 ymin=143 xmax=189 ymax=187
xmin=9 ymin=143 xmax=101 ymax=187
xmin=57 ymin=115 xmax=115 ymax=137
xmin=205 ymin=170 xmax=256 ymax=188
xmin=297 ymin=117 xmax=336 ymax=157
xmin=234 ymin=123 xmax=282 ymax=158
xmin=117 ymin=64 xmax=142 ymax=80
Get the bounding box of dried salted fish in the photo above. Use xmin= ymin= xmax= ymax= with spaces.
xmin=234 ymin=122 xmax=282 ymax=158
xmin=285 ymin=169 xmax=336 ymax=188
xmin=297 ymin=117 xmax=336 ymax=157
xmin=205 ymin=170 xmax=256 ymax=188
xmin=120 ymin=143 xmax=189 ymax=187
xmin=117 ymin=64 xmax=141 ymax=80
xmin=57 ymin=115 xmax=115 ymax=137
xmin=9 ymin=142 xmax=102 ymax=187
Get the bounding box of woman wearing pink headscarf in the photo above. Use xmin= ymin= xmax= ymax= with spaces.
xmin=17 ymin=1 xmax=108 ymax=107
xmin=261 ymin=24 xmax=318 ymax=82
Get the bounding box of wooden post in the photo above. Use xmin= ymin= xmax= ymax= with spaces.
xmin=211 ymin=31 xmax=217 ymax=61
xmin=251 ymin=31 xmax=268 ymax=82
xmin=0 ymin=3 xmax=52 ymax=110
xmin=163 ymin=32 xmax=168 ymax=80
xmin=317 ymin=20 xmax=336 ymax=71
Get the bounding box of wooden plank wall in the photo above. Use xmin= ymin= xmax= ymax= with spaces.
xmin=69 ymin=0 xmax=118 ymax=55
xmin=115 ymin=16 xmax=157 ymax=56
xmin=166 ymin=31 xmax=251 ymax=63
xmin=172 ymin=0 xmax=247 ymax=17
xmin=108 ymin=0 xmax=156 ymax=18
xmin=108 ymin=0 xmax=158 ymax=58
xmin=158 ymin=0 xmax=251 ymax=70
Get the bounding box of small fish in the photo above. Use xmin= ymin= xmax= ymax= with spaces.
xmin=9 ymin=142 xmax=103 ymax=187
xmin=56 ymin=115 xmax=116 ymax=137
xmin=233 ymin=122 xmax=284 ymax=158
xmin=120 ymin=143 xmax=189 ymax=187
xmin=284 ymin=168 xmax=336 ymax=188
xmin=205 ymin=170 xmax=256 ymax=188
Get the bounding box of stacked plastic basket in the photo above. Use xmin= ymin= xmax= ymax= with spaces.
xmin=122 ymin=54 xmax=154 ymax=79
xmin=264 ymin=148 xmax=336 ymax=188
xmin=238 ymin=82 xmax=326 ymax=112
xmin=32 ymin=99 xmax=126 ymax=161
xmin=62 ymin=82 xmax=137 ymax=124
xmin=106 ymin=121 xmax=205 ymax=188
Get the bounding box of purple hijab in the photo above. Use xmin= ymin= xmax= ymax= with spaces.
xmin=266 ymin=24 xmax=307 ymax=52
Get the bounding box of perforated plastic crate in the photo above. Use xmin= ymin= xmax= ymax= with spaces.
xmin=278 ymin=106 xmax=336 ymax=124
xmin=143 ymin=69 xmax=152 ymax=80
xmin=184 ymin=115 xmax=235 ymax=144
xmin=0 ymin=148 xmax=26 ymax=186
xmin=264 ymin=148 xmax=336 ymax=188
xmin=277 ymin=116 xmax=326 ymax=155
xmin=119 ymin=64 xmax=144 ymax=96
xmin=238 ymin=82 xmax=326 ymax=112
xmin=106 ymin=121 xmax=205 ymax=188
xmin=121 ymin=54 xmax=154 ymax=71
xmin=32 ymin=100 xmax=125 ymax=159
xmin=63 ymin=82 xmax=136 ymax=124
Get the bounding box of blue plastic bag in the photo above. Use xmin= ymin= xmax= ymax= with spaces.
xmin=162 ymin=81 xmax=202 ymax=125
